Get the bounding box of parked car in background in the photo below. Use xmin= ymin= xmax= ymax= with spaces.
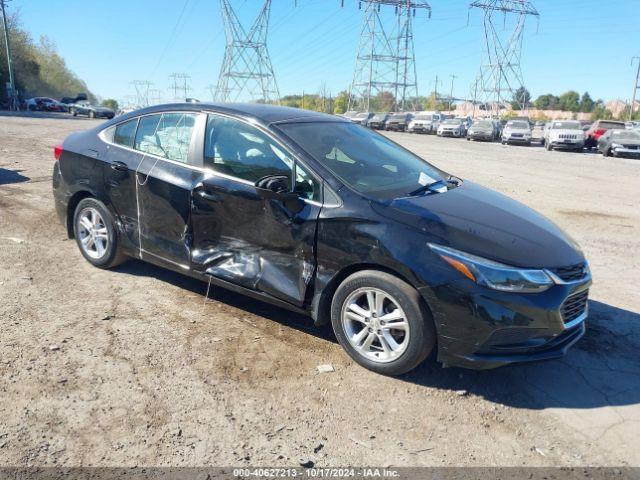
xmin=625 ymin=121 xmax=640 ymax=130
xmin=342 ymin=111 xmax=358 ymax=121
xmin=26 ymin=97 xmax=66 ymax=112
xmin=466 ymin=119 xmax=498 ymax=141
xmin=437 ymin=118 xmax=465 ymax=137
xmin=384 ymin=113 xmax=413 ymax=132
xmin=543 ymin=120 xmax=585 ymax=152
xmin=584 ymin=120 xmax=626 ymax=150
xmin=52 ymin=103 xmax=591 ymax=375
xmin=367 ymin=113 xmax=389 ymax=130
xmin=501 ymin=120 xmax=532 ymax=145
xmin=350 ymin=112 xmax=375 ymax=126
xmin=454 ymin=116 xmax=472 ymax=135
xmin=408 ymin=112 xmax=443 ymax=134
xmin=597 ymin=129 xmax=640 ymax=158
xmin=69 ymin=101 xmax=115 ymax=119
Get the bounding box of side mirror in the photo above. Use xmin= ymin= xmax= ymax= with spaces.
xmin=254 ymin=175 xmax=304 ymax=213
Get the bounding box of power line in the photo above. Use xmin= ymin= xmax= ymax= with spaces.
xmin=168 ymin=72 xmax=192 ymax=101
xmin=345 ymin=0 xmax=432 ymax=112
xmin=630 ymin=56 xmax=640 ymax=120
xmin=469 ymin=0 xmax=539 ymax=118
xmin=214 ymin=0 xmax=280 ymax=103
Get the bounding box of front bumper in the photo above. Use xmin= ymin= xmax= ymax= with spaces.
xmin=612 ymin=147 xmax=640 ymax=158
xmin=368 ymin=122 xmax=385 ymax=129
xmin=408 ymin=125 xmax=431 ymax=133
xmin=439 ymin=129 xmax=462 ymax=137
xmin=549 ymin=139 xmax=584 ymax=149
xmin=418 ymin=273 xmax=591 ymax=370
xmin=468 ymin=132 xmax=494 ymax=140
xmin=386 ymin=123 xmax=407 ymax=131
xmin=504 ymin=136 xmax=531 ymax=144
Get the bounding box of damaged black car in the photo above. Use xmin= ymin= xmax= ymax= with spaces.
xmin=52 ymin=103 xmax=592 ymax=376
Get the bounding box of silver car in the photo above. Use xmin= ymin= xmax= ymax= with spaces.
xmin=543 ymin=120 xmax=585 ymax=152
xmin=501 ymin=120 xmax=532 ymax=145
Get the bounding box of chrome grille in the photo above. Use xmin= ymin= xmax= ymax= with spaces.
xmin=559 ymin=133 xmax=579 ymax=139
xmin=561 ymin=290 xmax=589 ymax=324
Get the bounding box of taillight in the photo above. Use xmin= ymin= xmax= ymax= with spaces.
xmin=53 ymin=144 xmax=63 ymax=160
xmin=595 ymin=129 xmax=605 ymax=136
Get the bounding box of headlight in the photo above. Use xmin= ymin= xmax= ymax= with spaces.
xmin=611 ymin=143 xmax=623 ymax=148
xmin=428 ymin=244 xmax=554 ymax=293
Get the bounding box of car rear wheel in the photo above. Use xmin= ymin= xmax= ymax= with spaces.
xmin=73 ymin=198 xmax=127 ymax=269
xmin=89 ymin=110 xmax=95 ymax=119
xmin=331 ymin=270 xmax=436 ymax=376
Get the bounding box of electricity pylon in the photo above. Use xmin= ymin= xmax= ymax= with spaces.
xmin=469 ymin=0 xmax=539 ymax=117
xmin=130 ymin=80 xmax=154 ymax=107
xmin=168 ymin=73 xmax=192 ymax=101
xmin=347 ymin=1 xmax=431 ymax=112
xmin=214 ymin=0 xmax=280 ymax=103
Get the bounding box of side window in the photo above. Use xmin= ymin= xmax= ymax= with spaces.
xmin=114 ymin=119 xmax=137 ymax=148
xmin=204 ymin=114 xmax=293 ymax=183
xmin=294 ymin=163 xmax=321 ymax=202
xmin=134 ymin=113 xmax=197 ymax=164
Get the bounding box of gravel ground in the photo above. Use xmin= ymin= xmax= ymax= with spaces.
xmin=0 ymin=113 xmax=639 ymax=467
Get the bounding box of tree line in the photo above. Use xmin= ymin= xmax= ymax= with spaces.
xmin=0 ymin=12 xmax=95 ymax=104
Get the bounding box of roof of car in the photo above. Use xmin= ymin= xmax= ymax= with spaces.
xmin=113 ymin=102 xmax=347 ymax=126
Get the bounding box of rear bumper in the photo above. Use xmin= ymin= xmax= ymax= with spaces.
xmin=386 ymin=123 xmax=406 ymax=131
xmin=418 ymin=274 xmax=591 ymax=370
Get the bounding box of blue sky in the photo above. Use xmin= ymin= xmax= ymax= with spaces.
xmin=10 ymin=0 xmax=640 ymax=104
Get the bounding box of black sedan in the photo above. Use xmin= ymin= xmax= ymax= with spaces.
xmin=52 ymin=103 xmax=591 ymax=375
xmin=597 ymin=129 xmax=640 ymax=158
xmin=70 ymin=101 xmax=115 ymax=119
xmin=385 ymin=113 xmax=413 ymax=132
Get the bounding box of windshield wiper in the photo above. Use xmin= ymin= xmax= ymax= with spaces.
xmin=408 ymin=180 xmax=448 ymax=197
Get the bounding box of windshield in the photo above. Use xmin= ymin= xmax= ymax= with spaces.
xmin=612 ymin=130 xmax=640 ymax=140
xmin=472 ymin=121 xmax=493 ymax=128
xmin=355 ymin=113 xmax=369 ymax=119
xmin=442 ymin=119 xmax=461 ymax=125
xmin=414 ymin=114 xmax=432 ymax=121
xmin=390 ymin=114 xmax=407 ymax=120
xmin=372 ymin=114 xmax=387 ymax=120
xmin=278 ymin=122 xmax=448 ymax=200
xmin=506 ymin=121 xmax=529 ymax=129
xmin=551 ymin=121 xmax=581 ymax=130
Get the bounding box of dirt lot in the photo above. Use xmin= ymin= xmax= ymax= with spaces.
xmin=1 ymin=113 xmax=639 ymax=467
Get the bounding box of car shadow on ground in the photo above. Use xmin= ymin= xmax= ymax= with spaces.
xmin=0 ymin=168 xmax=30 ymax=185
xmin=113 ymin=259 xmax=335 ymax=343
xmin=114 ymin=260 xmax=640 ymax=410
xmin=0 ymin=111 xmax=91 ymax=121
xmin=402 ymin=300 xmax=640 ymax=410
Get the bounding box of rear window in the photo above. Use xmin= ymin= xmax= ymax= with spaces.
xmin=599 ymin=121 xmax=625 ymax=130
xmin=113 ymin=119 xmax=138 ymax=148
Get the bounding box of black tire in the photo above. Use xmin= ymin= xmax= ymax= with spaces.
xmin=88 ymin=110 xmax=95 ymax=119
xmin=545 ymin=141 xmax=552 ymax=151
xmin=73 ymin=198 xmax=127 ymax=269
xmin=331 ymin=270 xmax=436 ymax=376
xmin=70 ymin=108 xmax=77 ymax=116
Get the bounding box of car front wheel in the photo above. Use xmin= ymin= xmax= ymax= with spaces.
xmin=73 ymin=198 xmax=127 ymax=269
xmin=331 ymin=270 xmax=436 ymax=376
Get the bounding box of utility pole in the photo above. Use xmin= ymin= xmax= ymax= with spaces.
xmin=345 ymin=1 xmax=431 ymax=112
xmin=449 ymin=74 xmax=457 ymax=112
xmin=630 ymin=56 xmax=640 ymax=121
xmin=469 ymin=0 xmax=539 ymax=118
xmin=215 ymin=0 xmax=280 ymax=103
xmin=433 ymin=75 xmax=440 ymax=105
xmin=1 ymin=0 xmax=17 ymax=110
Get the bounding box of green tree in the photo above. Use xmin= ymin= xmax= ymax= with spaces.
xmin=510 ymin=86 xmax=531 ymax=110
xmin=100 ymin=99 xmax=119 ymax=111
xmin=590 ymin=101 xmax=614 ymax=121
xmin=0 ymin=12 xmax=94 ymax=103
xmin=579 ymin=92 xmax=594 ymax=113
xmin=558 ymin=91 xmax=581 ymax=112
xmin=422 ymin=92 xmax=448 ymax=111
xmin=533 ymin=94 xmax=560 ymax=110
xmin=333 ymin=90 xmax=349 ymax=114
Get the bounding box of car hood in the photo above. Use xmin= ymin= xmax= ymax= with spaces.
xmin=613 ymin=138 xmax=640 ymax=146
xmin=440 ymin=124 xmax=461 ymax=129
xmin=469 ymin=126 xmax=492 ymax=132
xmin=371 ymin=181 xmax=584 ymax=268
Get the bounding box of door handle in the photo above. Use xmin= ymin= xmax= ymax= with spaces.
xmin=110 ymin=161 xmax=128 ymax=172
xmin=196 ymin=188 xmax=219 ymax=202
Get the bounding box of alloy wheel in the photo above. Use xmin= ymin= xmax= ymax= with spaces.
xmin=77 ymin=208 xmax=109 ymax=259
xmin=341 ymin=287 xmax=410 ymax=363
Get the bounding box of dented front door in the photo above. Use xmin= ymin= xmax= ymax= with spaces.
xmin=190 ymin=174 xmax=320 ymax=306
